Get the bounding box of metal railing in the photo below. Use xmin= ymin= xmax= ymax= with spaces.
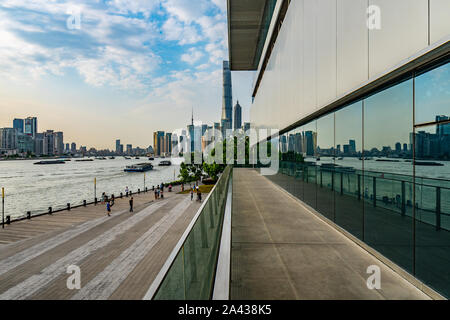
xmin=278 ymin=161 xmax=450 ymax=231
xmin=144 ymin=166 xmax=232 ymax=300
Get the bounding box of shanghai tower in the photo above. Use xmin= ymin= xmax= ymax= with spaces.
xmin=221 ymin=61 xmax=232 ymax=136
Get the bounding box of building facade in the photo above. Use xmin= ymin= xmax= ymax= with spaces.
xmin=0 ymin=128 xmax=18 ymax=150
xmin=13 ymin=119 xmax=24 ymax=134
xmin=24 ymin=117 xmax=37 ymax=138
xmin=228 ymin=0 xmax=450 ymax=298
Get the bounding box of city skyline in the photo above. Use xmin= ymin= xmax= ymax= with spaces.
xmin=0 ymin=0 xmax=254 ymax=150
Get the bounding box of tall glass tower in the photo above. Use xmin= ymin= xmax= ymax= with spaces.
xmin=221 ymin=61 xmax=233 ymax=136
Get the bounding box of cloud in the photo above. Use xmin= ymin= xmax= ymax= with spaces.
xmin=161 ymin=17 xmax=202 ymax=45
xmin=181 ymin=48 xmax=204 ymax=65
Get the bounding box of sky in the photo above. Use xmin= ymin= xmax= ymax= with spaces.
xmin=0 ymin=0 xmax=255 ymax=150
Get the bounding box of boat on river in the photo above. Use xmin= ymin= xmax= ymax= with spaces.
xmin=124 ymin=163 xmax=154 ymax=172
xmin=34 ymin=160 xmax=65 ymax=165
xmin=158 ymin=160 xmax=172 ymax=166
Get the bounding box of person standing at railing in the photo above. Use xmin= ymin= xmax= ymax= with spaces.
xmin=129 ymin=197 xmax=134 ymax=213
xmin=106 ymin=201 xmax=111 ymax=217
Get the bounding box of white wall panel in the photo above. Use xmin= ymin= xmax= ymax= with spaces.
xmin=303 ymin=0 xmax=318 ymax=114
xmin=317 ymin=0 xmax=337 ymax=109
xmin=337 ymin=0 xmax=369 ymax=96
xmin=430 ymin=0 xmax=450 ymax=44
xmin=369 ymin=0 xmax=428 ymax=77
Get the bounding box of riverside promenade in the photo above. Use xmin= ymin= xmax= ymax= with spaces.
xmin=0 ymin=186 xmax=201 ymax=299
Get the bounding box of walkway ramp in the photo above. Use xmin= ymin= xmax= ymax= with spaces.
xmin=231 ymin=168 xmax=430 ymax=300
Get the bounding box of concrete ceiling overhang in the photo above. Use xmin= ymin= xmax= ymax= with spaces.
xmin=227 ymin=0 xmax=271 ymax=71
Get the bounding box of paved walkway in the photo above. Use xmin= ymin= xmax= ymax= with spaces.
xmin=0 ymin=186 xmax=201 ymax=300
xmin=231 ymin=168 xmax=430 ymax=300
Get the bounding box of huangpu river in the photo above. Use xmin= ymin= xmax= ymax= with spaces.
xmin=0 ymin=157 xmax=182 ymax=220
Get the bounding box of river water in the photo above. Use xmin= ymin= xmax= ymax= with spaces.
xmin=0 ymin=157 xmax=182 ymax=220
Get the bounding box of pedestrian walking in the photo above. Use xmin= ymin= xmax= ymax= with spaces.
xmin=106 ymin=201 xmax=111 ymax=216
xmin=161 ymin=190 xmax=164 ymax=199
xmin=198 ymin=190 xmax=202 ymax=202
xmin=111 ymin=194 xmax=115 ymax=206
xmin=129 ymin=197 xmax=134 ymax=212
xmin=190 ymin=188 xmax=194 ymax=201
xmin=154 ymin=189 xmax=158 ymax=200
xmin=125 ymin=186 xmax=129 ymax=195
xmin=181 ymin=183 xmax=184 ymax=192
xmin=101 ymin=192 xmax=106 ymax=204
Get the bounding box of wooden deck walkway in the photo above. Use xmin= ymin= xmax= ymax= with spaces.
xmin=0 ymin=186 xmax=201 ymax=300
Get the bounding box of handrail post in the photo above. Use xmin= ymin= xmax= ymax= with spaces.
xmin=436 ymin=187 xmax=441 ymax=231
xmin=357 ymin=174 xmax=361 ymax=201
xmin=401 ymin=181 xmax=406 ymax=216
xmin=340 ymin=172 xmax=344 ymax=195
xmin=373 ymin=177 xmax=377 ymax=207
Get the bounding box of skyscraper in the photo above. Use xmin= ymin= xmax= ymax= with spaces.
xmin=126 ymin=144 xmax=132 ymax=155
xmin=71 ymin=142 xmax=77 ymax=153
xmin=221 ymin=61 xmax=233 ymax=136
xmin=0 ymin=128 xmax=18 ymax=150
xmin=24 ymin=117 xmax=37 ymax=138
xmin=13 ymin=119 xmax=24 ymax=134
xmin=116 ymin=139 xmax=121 ymax=154
xmin=436 ymin=115 xmax=450 ymax=136
xmin=42 ymin=130 xmax=55 ymax=155
xmin=54 ymin=132 xmax=64 ymax=155
xmin=153 ymin=131 xmax=165 ymax=156
xmin=233 ymin=101 xmax=242 ymax=130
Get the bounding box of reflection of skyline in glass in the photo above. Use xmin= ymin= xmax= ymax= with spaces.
xmin=280 ymin=111 xmax=449 ymax=160
xmin=416 ymin=62 xmax=450 ymax=125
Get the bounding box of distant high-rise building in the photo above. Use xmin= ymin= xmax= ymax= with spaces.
xmin=71 ymin=142 xmax=77 ymax=153
xmin=221 ymin=61 xmax=233 ymax=137
xmin=165 ymin=132 xmax=172 ymax=154
xmin=233 ymin=101 xmax=242 ymax=130
xmin=403 ymin=143 xmax=408 ymax=152
xmin=65 ymin=143 xmax=70 ymax=152
xmin=116 ymin=139 xmax=121 ymax=154
xmin=153 ymin=131 xmax=165 ymax=156
xmin=0 ymin=128 xmax=18 ymax=150
xmin=24 ymin=117 xmax=37 ymax=138
xmin=126 ymin=144 xmax=132 ymax=155
xmin=395 ymin=142 xmax=402 ymax=153
xmin=243 ymin=122 xmax=251 ymax=132
xmin=436 ymin=115 xmax=450 ymax=136
xmin=54 ymin=132 xmax=64 ymax=155
xmin=349 ymin=140 xmax=356 ymax=154
xmin=35 ymin=133 xmax=44 ymax=155
xmin=42 ymin=130 xmax=55 ymax=155
xmin=13 ymin=119 xmax=24 ymax=134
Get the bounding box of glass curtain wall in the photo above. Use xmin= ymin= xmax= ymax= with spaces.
xmin=414 ymin=61 xmax=450 ymax=297
xmin=270 ymin=58 xmax=450 ymax=297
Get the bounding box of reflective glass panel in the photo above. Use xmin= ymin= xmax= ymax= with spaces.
xmin=335 ymin=101 xmax=364 ymax=239
xmin=363 ymin=79 xmax=414 ymax=273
